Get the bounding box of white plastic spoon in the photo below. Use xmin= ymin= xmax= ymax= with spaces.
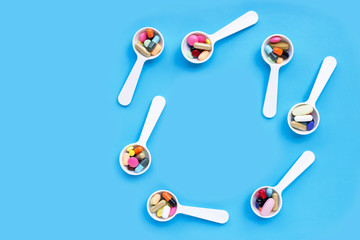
xmin=251 ymin=151 xmax=315 ymax=218
xmin=181 ymin=11 xmax=259 ymax=63
xmin=118 ymin=27 xmax=165 ymax=106
xmin=261 ymin=34 xmax=294 ymax=118
xmin=119 ymin=96 xmax=166 ymax=175
xmin=147 ymin=190 xmax=229 ymax=224
xmin=288 ymin=56 xmax=337 ymax=135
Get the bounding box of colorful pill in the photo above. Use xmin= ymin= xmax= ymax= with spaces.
xmin=276 ymin=57 xmax=284 ymax=64
xmin=272 ymin=192 xmax=279 ymax=211
xmin=147 ymin=35 xmax=160 ymax=52
xmin=291 ymin=121 xmax=307 ymax=131
xmin=198 ymin=50 xmax=210 ymax=61
xmin=292 ymin=105 xmax=313 ymax=116
xmin=256 ymin=198 xmax=265 ymax=208
xmin=307 ymin=121 xmax=315 ymax=131
xmin=187 ymin=34 xmax=198 ymax=46
xmin=269 ymin=42 xmax=289 ymax=50
xmin=192 ymin=49 xmax=200 ymax=58
xmin=156 ymin=207 xmax=164 ymax=218
xmin=269 ymin=52 xmax=278 ymax=62
xmin=194 ymin=42 xmax=212 ymax=51
xmin=150 ymin=199 xmax=166 ymax=213
xmin=294 ymin=115 xmax=313 ymax=122
xmin=150 ymin=193 xmax=161 ymax=206
xmin=128 ymin=157 xmax=139 ymax=168
xmin=128 ymin=149 xmax=135 ymax=156
xmin=270 ymin=36 xmax=281 ymax=43
xmin=258 ymin=189 xmax=267 ymax=199
xmin=272 ymin=47 xmax=283 ymax=56
xmin=134 ymin=146 xmax=143 ymax=155
xmin=146 ymin=28 xmax=154 ymax=38
xmin=264 ymin=45 xmax=272 ymax=55
xmin=197 ymin=35 xmax=206 ymax=43
xmin=162 ymin=192 xmax=176 ymax=207
xmin=186 ymin=51 xmax=194 ymax=59
xmin=135 ymin=152 xmax=146 ymax=161
xmin=135 ymin=41 xmax=151 ymax=58
xmin=266 ymin=188 xmax=273 ymax=197
xmin=139 ymin=31 xmax=148 ymax=43
xmin=281 ymin=51 xmax=289 ymax=59
xmin=169 ymin=207 xmax=177 ymax=217
xmin=126 ymin=146 xmax=134 ymax=152
xmin=135 ymin=158 xmax=149 ymax=173
xmin=122 ymin=152 xmax=130 ymax=166
xmin=260 ymin=198 xmax=275 ymax=216
xmin=151 ymin=43 xmax=162 ymax=56
xmin=162 ymin=205 xmax=171 ymax=219
xmin=205 ymin=39 xmax=211 ymax=44
xmin=144 ymin=39 xmax=151 ymax=48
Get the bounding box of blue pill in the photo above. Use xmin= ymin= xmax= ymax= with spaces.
xmin=152 ymin=35 xmax=160 ymax=44
xmin=266 ymin=188 xmax=273 ymax=197
xmin=135 ymin=158 xmax=149 ymax=173
xmin=265 ymin=45 xmax=272 ymax=55
xmin=307 ymin=121 xmax=315 ymax=131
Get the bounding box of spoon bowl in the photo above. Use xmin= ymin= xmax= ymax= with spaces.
xmin=119 ymin=143 xmax=151 ymax=175
xmin=262 ymin=34 xmax=294 ymax=118
xmin=118 ymin=27 xmax=165 ymax=106
xmin=181 ymin=11 xmax=258 ymax=64
xmin=288 ymin=56 xmax=337 ymax=135
xmin=147 ymin=190 xmax=229 ymax=224
xmin=250 ymin=186 xmax=282 ymax=218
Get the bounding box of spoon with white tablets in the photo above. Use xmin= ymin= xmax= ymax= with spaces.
xmin=250 ymin=151 xmax=315 ymax=218
xmin=147 ymin=190 xmax=229 ymax=224
xmin=288 ymin=56 xmax=337 ymax=135
xmin=119 ymin=96 xmax=166 ymax=175
xmin=181 ymin=11 xmax=259 ymax=63
xmin=118 ymin=27 xmax=165 ymax=106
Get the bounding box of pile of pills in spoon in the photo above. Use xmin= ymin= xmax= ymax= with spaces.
xmin=149 ymin=191 xmax=177 ymax=219
xmin=264 ymin=36 xmax=290 ymax=64
xmin=254 ymin=188 xmax=279 ymax=216
xmin=290 ymin=104 xmax=315 ymax=131
xmin=135 ymin=28 xmax=162 ymax=57
xmin=186 ymin=34 xmax=212 ymax=61
xmin=122 ymin=145 xmax=149 ymax=173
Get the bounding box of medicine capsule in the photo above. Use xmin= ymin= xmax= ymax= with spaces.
xmin=266 ymin=188 xmax=273 ymax=197
xmin=162 ymin=192 xmax=177 ymax=207
xmin=294 ymin=115 xmax=313 ymax=122
xmin=150 ymin=199 xmax=166 ymax=213
xmin=276 ymin=57 xmax=284 ymax=64
xmin=146 ymin=28 xmax=154 ymax=39
xmin=272 ymin=192 xmax=279 ymax=211
xmin=197 ymin=35 xmax=206 ymax=43
xmin=139 ymin=31 xmax=147 ymax=43
xmin=281 ymin=51 xmax=289 ymax=59
xmin=122 ymin=152 xmax=130 ymax=166
xmin=205 ymin=39 xmax=211 ymax=44
xmin=193 ymin=42 xmax=212 ymax=51
xmin=307 ymin=121 xmax=315 ymax=131
xmin=270 ymin=36 xmax=281 ymax=43
xmin=134 ymin=146 xmax=143 ymax=155
xmin=144 ymin=39 xmax=151 ymax=48
xmin=291 ymin=121 xmax=307 ymax=131
xmin=186 ymin=51 xmax=194 ymax=59
xmin=156 ymin=207 xmax=164 ymax=218
xmin=269 ymin=52 xmax=278 ymax=62
xmin=169 ymin=207 xmax=177 ymax=217
xmin=269 ymin=42 xmax=289 ymax=50
xmin=135 ymin=152 xmax=146 ymax=161
xmin=135 ymin=41 xmax=151 ymax=57
xmin=198 ymin=50 xmax=210 ymax=61
xmin=256 ymin=198 xmax=265 ymax=208
xmin=162 ymin=205 xmax=171 ymax=219
xmin=292 ymin=105 xmax=314 ymax=116
xmin=150 ymin=193 xmax=161 ymax=206
xmin=151 ymin=44 xmax=162 ymax=56
xmin=128 ymin=149 xmax=135 ymax=157
xmin=260 ymin=198 xmax=275 ymax=216
xmin=135 ymin=158 xmax=149 ymax=173
xmin=264 ymin=45 xmax=272 ymax=55
xmin=192 ymin=49 xmax=200 ymax=58
xmin=147 ymin=35 xmax=160 ymax=52
xmin=258 ymin=189 xmax=267 ymax=199
xmin=272 ymin=47 xmax=283 ymax=56
xmin=126 ymin=146 xmax=134 ymax=152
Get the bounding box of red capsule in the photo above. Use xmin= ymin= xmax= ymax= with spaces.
xmin=258 ymin=189 xmax=267 ymax=199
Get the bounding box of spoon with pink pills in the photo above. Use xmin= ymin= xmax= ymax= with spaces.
xmin=147 ymin=190 xmax=229 ymax=224
xmin=250 ymin=151 xmax=315 ymax=218
xmin=118 ymin=27 xmax=165 ymax=106
xmin=181 ymin=11 xmax=259 ymax=63
xmin=119 ymin=96 xmax=166 ymax=175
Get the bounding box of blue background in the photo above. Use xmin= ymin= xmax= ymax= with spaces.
xmin=1 ymin=0 xmax=359 ymax=239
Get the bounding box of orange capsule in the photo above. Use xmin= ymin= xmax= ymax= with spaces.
xmin=146 ymin=28 xmax=154 ymax=39
xmin=162 ymin=192 xmax=177 ymax=207
xmin=134 ymin=146 xmax=143 ymax=155
xmin=273 ymin=47 xmax=283 ymax=56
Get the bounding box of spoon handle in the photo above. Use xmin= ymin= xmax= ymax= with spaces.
xmin=210 ymin=11 xmax=258 ymax=43
xmin=263 ymin=66 xmax=279 ymax=118
xmin=307 ymin=56 xmax=337 ymax=106
xmin=274 ymin=151 xmax=315 ymax=194
xmin=138 ymin=96 xmax=166 ymax=146
xmin=118 ymin=56 xmax=146 ymax=106
xmin=177 ymin=205 xmax=229 ymax=224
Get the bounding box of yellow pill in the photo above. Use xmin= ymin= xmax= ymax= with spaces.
xmin=272 ymin=192 xmax=279 ymax=211
xmin=128 ymin=150 xmax=135 ymax=156
xmin=157 ymin=206 xmax=164 ymax=218
xmin=206 ymin=39 xmax=211 ymax=44
xmin=122 ymin=152 xmax=130 ymax=166
xmin=126 ymin=146 xmax=134 ymax=152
